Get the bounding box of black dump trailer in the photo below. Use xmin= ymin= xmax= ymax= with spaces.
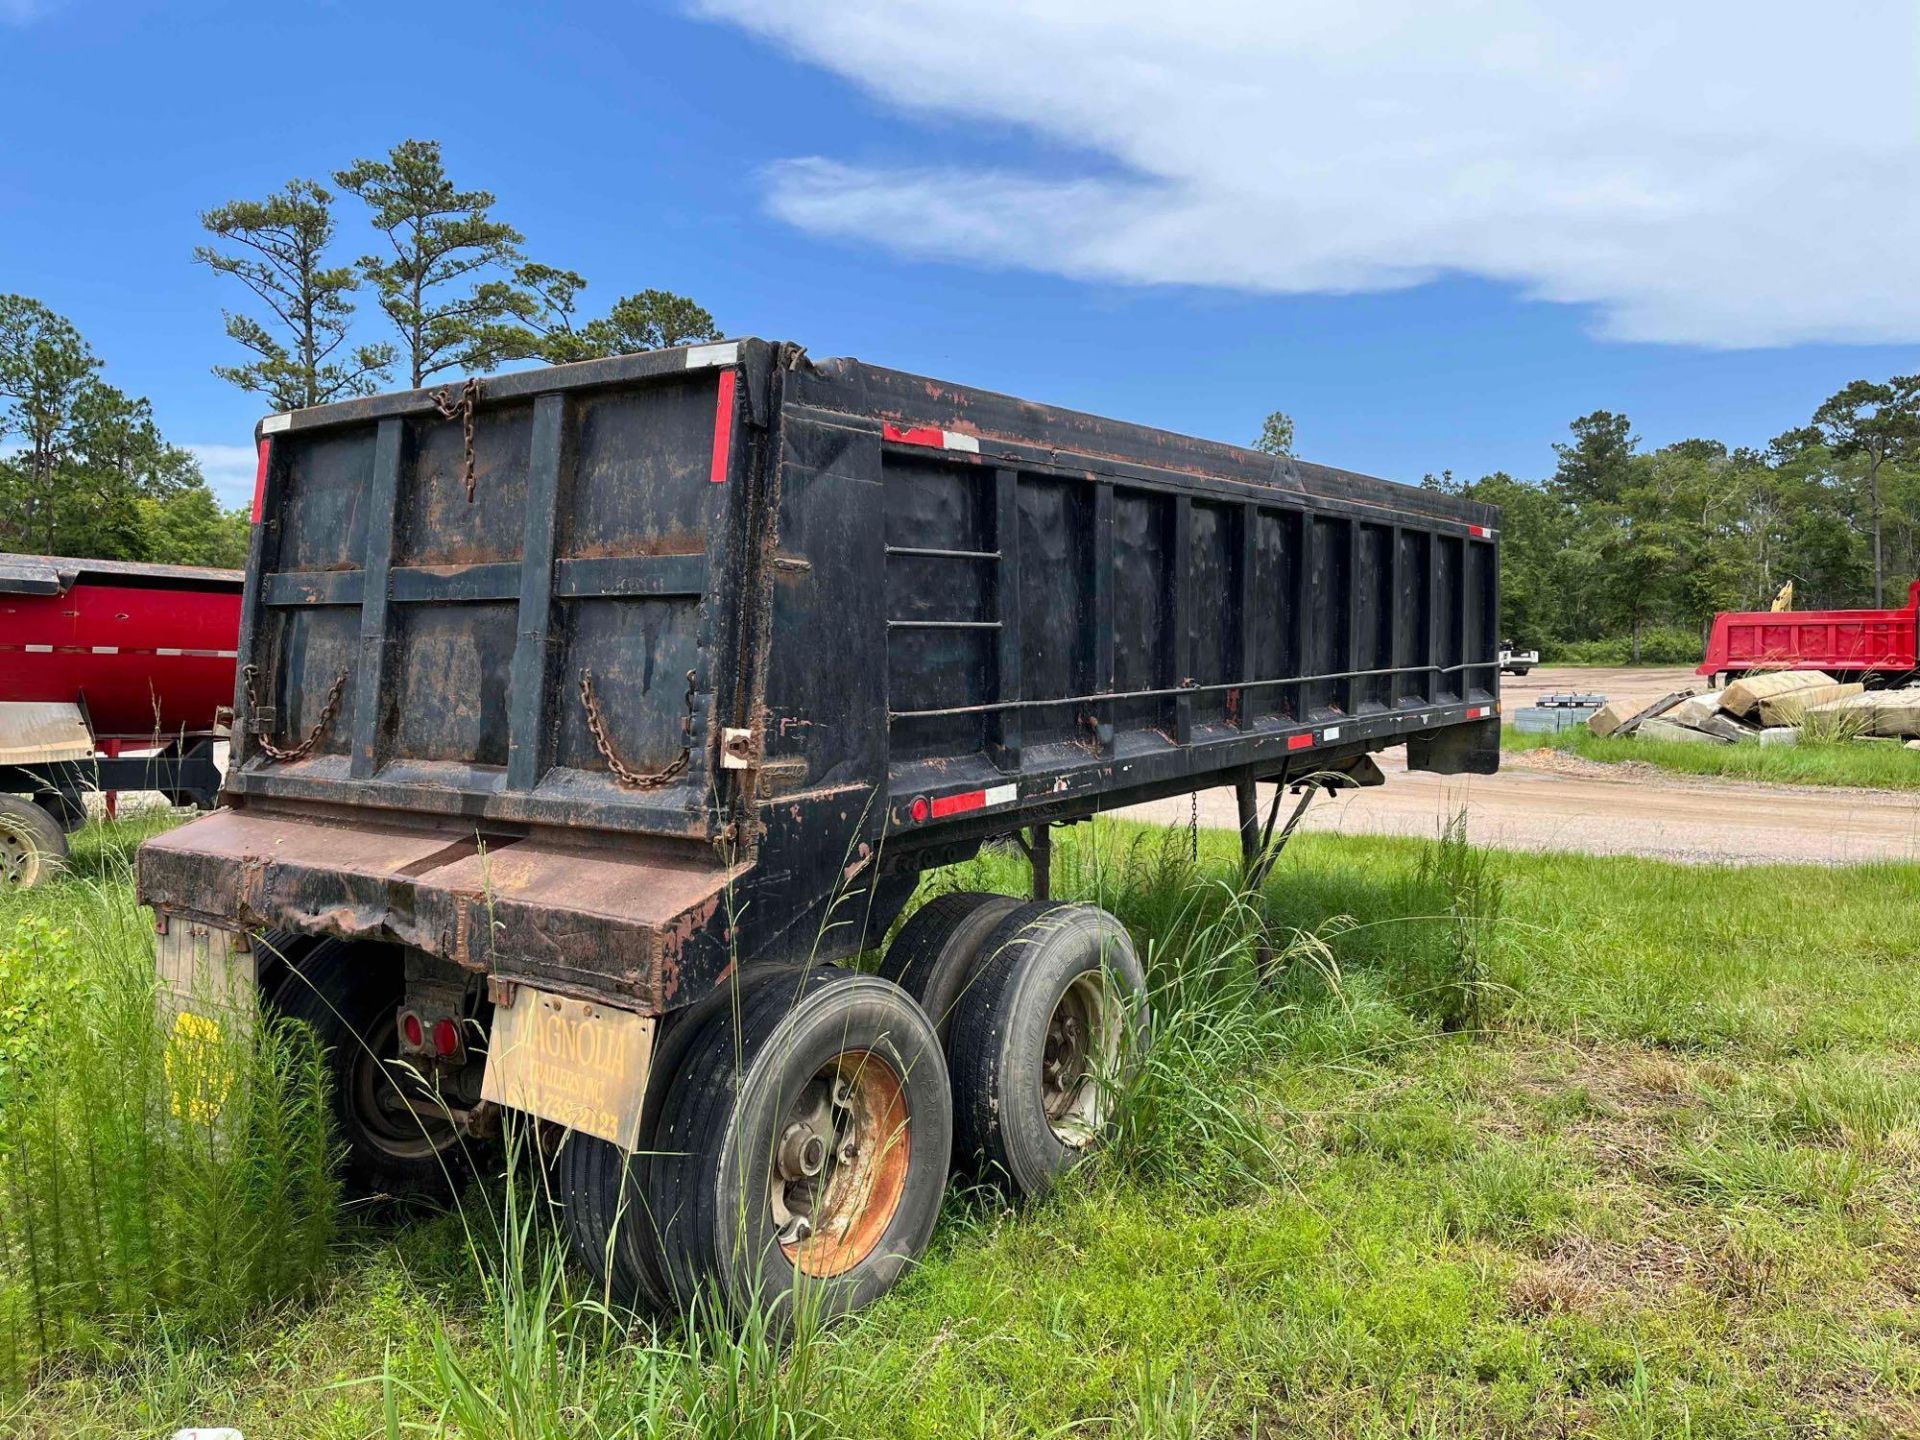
xmin=138 ymin=339 xmax=1500 ymax=1317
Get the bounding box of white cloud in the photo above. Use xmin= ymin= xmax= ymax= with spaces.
xmin=695 ymin=1 xmax=1920 ymax=348
xmin=189 ymin=444 xmax=259 ymax=509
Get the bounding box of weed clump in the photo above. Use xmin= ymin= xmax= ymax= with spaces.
xmin=0 ymin=822 xmax=338 ymax=1389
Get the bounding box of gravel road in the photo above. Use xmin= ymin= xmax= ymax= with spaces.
xmin=1123 ymin=746 xmax=1920 ymax=866
xmin=1505 ymin=664 xmax=1700 ymax=715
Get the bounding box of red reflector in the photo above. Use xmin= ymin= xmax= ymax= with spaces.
xmin=930 ymin=789 xmax=987 ymax=819
xmin=432 ymin=1018 xmax=460 ymax=1057
xmin=882 ymin=422 xmax=946 ymax=449
xmin=708 ymin=368 xmax=737 ymax=484
xmin=1287 ymin=733 xmax=1315 ymax=751
xmin=401 ymin=1011 xmax=424 ymax=1049
xmin=909 ymin=796 xmax=930 ymax=823
xmin=250 ymin=438 xmax=272 ymax=523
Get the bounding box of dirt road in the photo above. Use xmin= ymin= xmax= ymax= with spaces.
xmin=1123 ymin=746 xmax=1920 ymax=866
xmin=1505 ymin=665 xmax=1698 ymax=716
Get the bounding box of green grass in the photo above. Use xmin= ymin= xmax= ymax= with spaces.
xmin=0 ymin=815 xmax=338 ymax=1391
xmin=6 ymin=817 xmax=1920 ymax=1437
xmin=1505 ymin=723 xmax=1920 ymax=790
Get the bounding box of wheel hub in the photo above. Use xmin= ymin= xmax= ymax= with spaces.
xmin=348 ymin=1012 xmax=460 ymax=1161
xmin=770 ymin=1050 xmax=910 ymax=1277
xmin=1040 ymin=971 xmax=1120 ymax=1148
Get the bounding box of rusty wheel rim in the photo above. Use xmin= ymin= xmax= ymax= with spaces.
xmin=771 ymin=1049 xmax=911 ymax=1279
xmin=0 ymin=819 xmax=41 ymax=888
xmin=1042 ymin=970 xmax=1119 ymax=1148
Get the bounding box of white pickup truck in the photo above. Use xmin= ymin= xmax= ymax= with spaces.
xmin=1499 ymin=646 xmax=1539 ymax=676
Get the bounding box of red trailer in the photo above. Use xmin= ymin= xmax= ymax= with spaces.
xmin=1697 ymin=580 xmax=1920 ymax=684
xmin=0 ymin=553 xmax=241 ymax=885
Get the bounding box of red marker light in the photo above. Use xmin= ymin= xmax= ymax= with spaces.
xmin=400 ymin=1010 xmax=424 ymax=1049
xmin=909 ymin=796 xmax=930 ymax=823
xmin=433 ymin=1018 xmax=461 ymax=1058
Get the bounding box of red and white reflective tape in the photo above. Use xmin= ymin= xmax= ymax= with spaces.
xmin=1467 ymin=704 xmax=1496 ymax=720
xmin=1467 ymin=523 xmax=1496 ymax=539
xmin=1 ymin=644 xmax=237 ymax=659
xmin=251 ymin=438 xmax=272 ymax=523
xmin=882 ymin=422 xmax=981 ymax=455
xmin=1287 ymin=723 xmax=1343 ymax=752
xmin=708 ymin=369 xmax=737 ymax=484
xmin=907 ymin=781 xmax=1018 ymax=823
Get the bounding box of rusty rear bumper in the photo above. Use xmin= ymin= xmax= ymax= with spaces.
xmin=137 ymin=807 xmax=739 ymax=1013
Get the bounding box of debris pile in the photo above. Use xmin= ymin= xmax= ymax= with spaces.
xmin=1582 ymin=671 xmax=1906 ymax=747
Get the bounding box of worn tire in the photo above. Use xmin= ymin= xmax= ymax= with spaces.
xmin=267 ymin=938 xmax=476 ymax=1202
xmin=0 ymin=795 xmax=68 ymax=888
xmin=556 ymin=964 xmax=809 ymax=1314
xmin=248 ymin=927 xmax=322 ymax=1016
xmin=646 ymin=968 xmax=951 ymax=1321
xmin=31 ymin=789 xmax=88 ymax=834
xmin=947 ymin=902 xmax=1149 ymax=1198
xmin=878 ymin=891 xmax=1024 ymax=1043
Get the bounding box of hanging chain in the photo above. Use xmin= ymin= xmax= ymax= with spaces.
xmin=429 ymin=376 xmax=481 ymax=502
xmin=580 ymin=667 xmax=697 ymax=789
xmin=1189 ymin=788 xmax=1199 ymax=862
xmin=242 ymin=664 xmax=348 ymax=764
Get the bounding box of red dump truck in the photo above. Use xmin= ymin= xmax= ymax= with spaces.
xmin=1698 ymin=580 xmax=1920 ymax=685
xmin=1 ymin=554 xmax=239 ymax=885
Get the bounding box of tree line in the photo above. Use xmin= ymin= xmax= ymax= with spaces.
xmin=1421 ymin=380 xmax=1920 ymax=663
xmin=0 ymin=295 xmax=247 ymax=566
xmin=0 ymin=137 xmax=720 ymax=567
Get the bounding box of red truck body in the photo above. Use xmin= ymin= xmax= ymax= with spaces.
xmin=1697 ymin=579 xmax=1920 ymax=680
xmin=0 ymin=555 xmax=242 ymax=738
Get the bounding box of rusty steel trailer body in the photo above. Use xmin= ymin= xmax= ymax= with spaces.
xmin=139 ymin=339 xmax=1502 ymax=1012
xmin=135 ymin=339 xmax=1501 ymax=1312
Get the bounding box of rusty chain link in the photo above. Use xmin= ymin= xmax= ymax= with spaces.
xmin=429 ymin=376 xmax=481 ymax=502
xmin=242 ymin=664 xmax=348 ymax=764
xmin=580 ymin=667 xmax=697 ymax=789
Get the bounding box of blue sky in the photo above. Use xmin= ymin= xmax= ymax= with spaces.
xmin=4 ymin=0 xmax=1916 ymax=507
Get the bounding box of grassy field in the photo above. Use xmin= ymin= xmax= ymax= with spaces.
xmin=1505 ymin=723 xmax=1920 ymax=790
xmin=4 ymin=816 xmax=1919 ymax=1437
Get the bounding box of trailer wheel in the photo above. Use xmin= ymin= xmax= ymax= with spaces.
xmin=268 ymin=939 xmax=477 ymax=1202
xmin=879 ymin=891 xmax=1024 ymax=1041
xmin=644 ymin=968 xmax=951 ymax=1320
xmin=0 ymin=796 xmax=68 ymax=888
xmin=947 ymin=902 xmax=1149 ymax=1197
xmin=554 ymin=964 xmax=808 ymax=1314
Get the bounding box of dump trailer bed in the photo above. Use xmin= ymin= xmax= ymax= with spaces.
xmin=139 ymin=339 xmax=1501 ymax=1018
xmin=1698 ymin=580 xmax=1920 ymax=684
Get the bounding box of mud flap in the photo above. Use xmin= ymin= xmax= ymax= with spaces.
xmin=154 ymin=916 xmax=256 ymax=1126
xmin=1406 ymin=716 xmax=1501 ymax=776
xmin=479 ymin=983 xmax=657 ymax=1150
